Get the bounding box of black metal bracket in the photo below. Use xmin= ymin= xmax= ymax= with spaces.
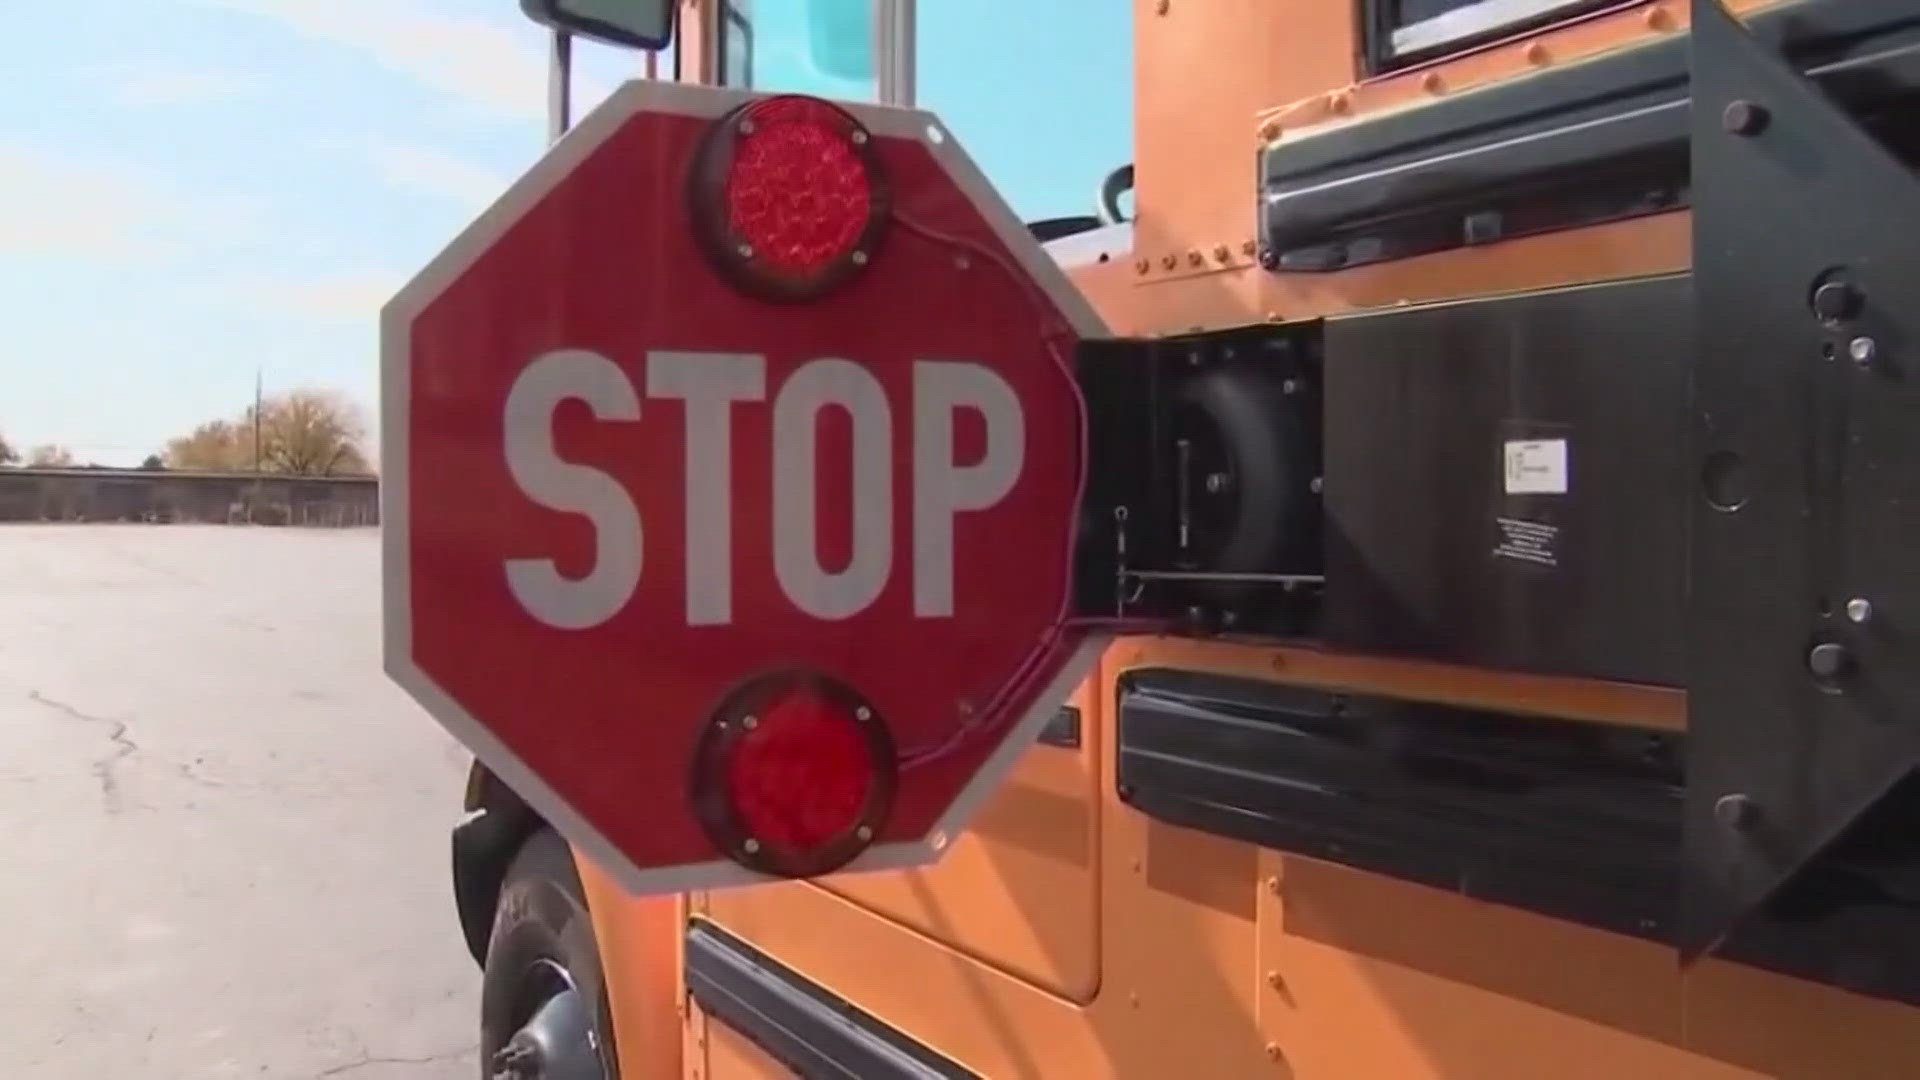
xmin=1684 ymin=0 xmax=1920 ymax=960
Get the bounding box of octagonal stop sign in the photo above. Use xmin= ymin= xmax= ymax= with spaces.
xmin=381 ymin=81 xmax=1111 ymax=894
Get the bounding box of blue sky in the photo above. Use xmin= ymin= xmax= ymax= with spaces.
xmin=0 ymin=1 xmax=1130 ymax=467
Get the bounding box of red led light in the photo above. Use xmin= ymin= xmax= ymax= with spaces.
xmin=691 ymin=671 xmax=896 ymax=878
xmin=725 ymin=686 xmax=874 ymax=854
xmin=689 ymin=95 xmax=889 ymax=302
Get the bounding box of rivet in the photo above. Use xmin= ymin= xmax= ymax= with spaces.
xmin=1131 ymin=858 xmax=1143 ymax=873
xmin=736 ymin=242 xmax=754 ymax=259
xmin=1242 ymin=239 xmax=1258 ymax=256
xmin=849 ymin=129 xmax=868 ymax=145
xmin=1525 ymin=41 xmax=1550 ymax=66
xmin=855 ymin=824 xmax=873 ymax=841
xmin=1327 ymin=91 xmax=1350 ymax=115
xmin=1213 ymin=244 xmax=1232 ymax=262
xmin=1723 ymin=100 xmax=1768 ymax=136
xmin=1846 ymin=597 xmax=1873 ymax=624
xmin=1850 ymin=336 xmax=1878 ymax=367
xmin=1310 ymin=476 xmax=1324 ymax=494
xmin=1161 ymin=254 xmax=1178 ymax=270
xmin=1281 ymin=378 xmax=1300 ymax=395
xmin=737 ymin=118 xmax=756 ymax=136
xmin=1422 ymin=71 xmax=1444 ymax=94
xmin=743 ymin=837 xmax=761 ymax=854
xmin=855 ymin=705 xmax=873 ymax=721
xmin=1188 ymin=250 xmax=1205 ymax=267
xmin=1265 ymin=1042 xmax=1284 ymax=1061
xmin=1264 ymin=310 xmax=1281 ymax=322
xmin=1155 ymin=0 xmax=1169 ymax=14
xmin=1135 ymin=258 xmax=1151 ymax=275
xmin=956 ymin=699 xmax=974 ymax=717
xmin=1645 ymin=5 xmax=1673 ymax=30
xmin=1714 ymin=794 xmax=1758 ymax=831
xmin=1264 ymin=875 xmax=1281 ymax=895
xmin=1260 ymin=121 xmax=1281 ymax=143
xmin=1266 ymin=970 xmax=1283 ymax=990
xmin=1129 ymin=992 xmax=1141 ymax=1008
xmin=930 ymin=831 xmax=948 ymax=850
xmin=1205 ymin=472 xmax=1231 ymax=494
xmin=850 ymin=249 xmax=869 ymax=266
xmin=741 ymin=714 xmax=758 ymax=730
xmin=953 ymin=254 xmax=971 ymax=271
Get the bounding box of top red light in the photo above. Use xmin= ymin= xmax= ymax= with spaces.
xmin=690 ymin=95 xmax=889 ymax=302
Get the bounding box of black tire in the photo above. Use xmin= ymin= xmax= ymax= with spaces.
xmin=480 ymin=827 xmax=621 ymax=1079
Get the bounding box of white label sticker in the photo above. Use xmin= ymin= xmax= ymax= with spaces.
xmin=1503 ymin=439 xmax=1568 ymax=495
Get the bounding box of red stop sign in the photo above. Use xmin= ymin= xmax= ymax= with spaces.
xmin=382 ymin=82 xmax=1108 ymax=893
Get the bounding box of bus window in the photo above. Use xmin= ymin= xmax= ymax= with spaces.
xmin=718 ymin=0 xmax=879 ymax=102
xmin=1367 ymin=0 xmax=1611 ymax=71
xmin=916 ymin=2 xmax=1133 ymax=227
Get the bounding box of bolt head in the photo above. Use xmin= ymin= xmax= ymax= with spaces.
xmin=1714 ymin=793 xmax=1759 ymax=831
xmin=1847 ymin=597 xmax=1873 ymax=624
xmin=855 ymin=824 xmax=873 ymax=841
xmin=850 ymin=249 xmax=869 ymax=266
xmin=735 ymin=242 xmax=754 ymax=259
xmin=1205 ymin=472 xmax=1231 ymax=494
xmin=854 ymin=705 xmax=873 ymax=721
xmin=1812 ymin=281 xmax=1860 ymax=321
xmin=1723 ymin=100 xmax=1769 ymax=135
xmin=737 ymin=118 xmax=756 ymax=136
xmin=742 ymin=837 xmax=761 ymax=854
xmin=741 ymin=714 xmax=758 ymax=731
xmin=1850 ymin=336 xmax=1878 ymax=367
xmin=849 ymin=129 xmax=868 ymax=145
xmin=1808 ymin=641 xmax=1851 ymax=679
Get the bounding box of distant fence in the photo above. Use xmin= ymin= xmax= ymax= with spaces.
xmin=0 ymin=469 xmax=379 ymax=527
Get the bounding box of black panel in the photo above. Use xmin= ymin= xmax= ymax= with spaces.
xmin=686 ymin=920 xmax=977 ymax=1080
xmin=1116 ymin=668 xmax=1920 ymax=1006
xmin=1075 ymin=325 xmax=1323 ymax=636
xmin=1117 ymin=668 xmax=1680 ymax=941
xmin=1264 ymin=0 xmax=1920 ymax=271
xmin=1682 ymin=0 xmax=1920 ymax=960
xmin=1321 ymin=274 xmax=1690 ymax=686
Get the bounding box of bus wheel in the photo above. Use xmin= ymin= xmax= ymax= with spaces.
xmin=480 ymin=827 xmax=620 ymax=1080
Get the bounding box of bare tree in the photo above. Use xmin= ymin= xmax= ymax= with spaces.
xmin=26 ymin=444 xmax=76 ymax=468
xmin=164 ymin=390 xmax=372 ymax=476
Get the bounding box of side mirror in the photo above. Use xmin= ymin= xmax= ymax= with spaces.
xmin=520 ymin=0 xmax=673 ymax=50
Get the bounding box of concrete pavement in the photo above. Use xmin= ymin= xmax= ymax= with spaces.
xmin=0 ymin=525 xmax=479 ymax=1078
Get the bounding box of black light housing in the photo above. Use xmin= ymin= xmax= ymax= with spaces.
xmin=519 ymin=0 xmax=674 ymax=51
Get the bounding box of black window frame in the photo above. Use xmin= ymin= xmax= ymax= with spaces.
xmin=1362 ymin=0 xmax=1628 ymax=74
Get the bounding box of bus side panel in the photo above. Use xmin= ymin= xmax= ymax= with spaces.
xmin=576 ymin=858 xmax=685 ymax=1080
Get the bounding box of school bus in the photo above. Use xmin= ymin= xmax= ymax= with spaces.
xmin=445 ymin=0 xmax=1920 ymax=1076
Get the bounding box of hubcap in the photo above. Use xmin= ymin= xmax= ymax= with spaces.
xmin=490 ymin=959 xmax=604 ymax=1080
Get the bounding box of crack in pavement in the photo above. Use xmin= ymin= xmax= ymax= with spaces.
xmin=28 ymin=691 xmax=139 ymax=814
xmin=314 ymin=1044 xmax=477 ymax=1077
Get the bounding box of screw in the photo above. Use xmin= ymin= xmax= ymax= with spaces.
xmin=850 ymin=249 xmax=869 ymax=266
xmin=1812 ymin=281 xmax=1860 ymax=321
xmin=1714 ymin=793 xmax=1759 ymax=831
xmin=1850 ymin=336 xmax=1878 ymax=368
xmin=1808 ymin=641 xmax=1851 ymax=679
xmin=742 ymin=837 xmax=761 ymax=854
xmin=741 ymin=714 xmax=758 ymax=731
xmin=1723 ymin=100 xmax=1768 ymax=135
xmin=1847 ymin=597 xmax=1873 ymax=624
xmin=855 ymin=824 xmax=873 ymax=841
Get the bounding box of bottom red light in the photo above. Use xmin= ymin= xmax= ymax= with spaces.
xmin=691 ymin=670 xmax=896 ymax=878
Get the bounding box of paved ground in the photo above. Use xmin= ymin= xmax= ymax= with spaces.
xmin=0 ymin=525 xmax=480 ymax=1078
